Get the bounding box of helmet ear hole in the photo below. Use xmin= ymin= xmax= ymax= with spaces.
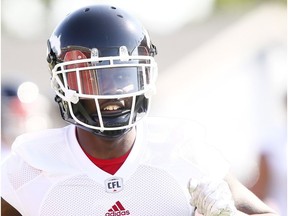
xmin=55 ymin=96 xmax=70 ymax=121
xmin=150 ymin=44 xmax=157 ymax=56
xmin=47 ymin=40 xmax=57 ymax=70
xmin=134 ymin=96 xmax=148 ymax=114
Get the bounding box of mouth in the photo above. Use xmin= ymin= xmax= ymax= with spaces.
xmin=100 ymin=99 xmax=129 ymax=116
xmin=103 ymin=104 xmax=122 ymax=111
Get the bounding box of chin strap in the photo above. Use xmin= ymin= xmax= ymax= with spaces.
xmin=93 ymin=127 xmax=131 ymax=139
xmin=54 ymin=95 xmax=94 ymax=126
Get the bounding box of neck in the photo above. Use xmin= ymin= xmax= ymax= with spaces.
xmin=76 ymin=126 xmax=136 ymax=159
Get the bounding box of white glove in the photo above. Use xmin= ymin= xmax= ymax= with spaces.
xmin=188 ymin=177 xmax=237 ymax=216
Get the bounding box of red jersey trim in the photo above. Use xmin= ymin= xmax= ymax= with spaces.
xmin=82 ymin=148 xmax=132 ymax=175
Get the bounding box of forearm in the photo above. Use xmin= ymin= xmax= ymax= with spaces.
xmin=236 ymin=211 xmax=278 ymax=216
xmin=189 ymin=173 xmax=279 ymax=216
xmin=235 ymin=204 xmax=278 ymax=216
xmin=227 ymin=174 xmax=279 ymax=216
xmin=195 ymin=210 xmax=278 ymax=216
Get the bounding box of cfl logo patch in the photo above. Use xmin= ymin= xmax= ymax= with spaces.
xmin=105 ymin=177 xmax=123 ymax=193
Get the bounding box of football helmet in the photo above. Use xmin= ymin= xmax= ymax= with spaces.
xmin=47 ymin=4 xmax=158 ymax=137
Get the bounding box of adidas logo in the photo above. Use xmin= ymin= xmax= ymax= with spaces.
xmin=105 ymin=201 xmax=130 ymax=216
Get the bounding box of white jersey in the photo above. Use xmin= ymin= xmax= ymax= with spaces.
xmin=1 ymin=117 xmax=229 ymax=216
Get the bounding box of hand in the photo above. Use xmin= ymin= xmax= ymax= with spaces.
xmin=188 ymin=177 xmax=237 ymax=216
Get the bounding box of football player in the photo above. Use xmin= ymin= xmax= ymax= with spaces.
xmin=1 ymin=4 xmax=278 ymax=216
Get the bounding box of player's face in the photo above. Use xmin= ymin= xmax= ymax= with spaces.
xmin=74 ymin=67 xmax=137 ymax=116
xmin=59 ymin=49 xmax=154 ymax=131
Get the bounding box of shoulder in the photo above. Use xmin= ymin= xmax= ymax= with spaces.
xmin=6 ymin=125 xmax=77 ymax=171
xmin=143 ymin=116 xmax=206 ymax=144
xmin=12 ymin=125 xmax=70 ymax=146
xmin=142 ymin=117 xmax=230 ymax=179
xmin=12 ymin=125 xmax=74 ymax=151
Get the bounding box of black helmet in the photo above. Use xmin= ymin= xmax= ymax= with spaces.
xmin=47 ymin=4 xmax=158 ymax=138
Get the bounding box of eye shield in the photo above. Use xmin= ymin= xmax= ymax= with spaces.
xmin=57 ymin=50 xmax=152 ymax=97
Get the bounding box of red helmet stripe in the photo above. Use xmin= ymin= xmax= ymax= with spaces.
xmin=64 ymin=50 xmax=98 ymax=95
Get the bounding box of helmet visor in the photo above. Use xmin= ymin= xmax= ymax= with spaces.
xmin=67 ymin=67 xmax=143 ymax=96
xmin=62 ymin=50 xmax=149 ymax=95
xmin=63 ymin=50 xmax=148 ymax=96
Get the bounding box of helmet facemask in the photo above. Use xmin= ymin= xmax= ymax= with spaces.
xmin=51 ymin=46 xmax=157 ymax=137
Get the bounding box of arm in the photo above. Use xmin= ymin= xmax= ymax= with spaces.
xmin=189 ymin=172 xmax=278 ymax=216
xmin=225 ymin=172 xmax=277 ymax=216
xmin=1 ymin=198 xmax=22 ymax=216
xmin=249 ymin=154 xmax=269 ymax=200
